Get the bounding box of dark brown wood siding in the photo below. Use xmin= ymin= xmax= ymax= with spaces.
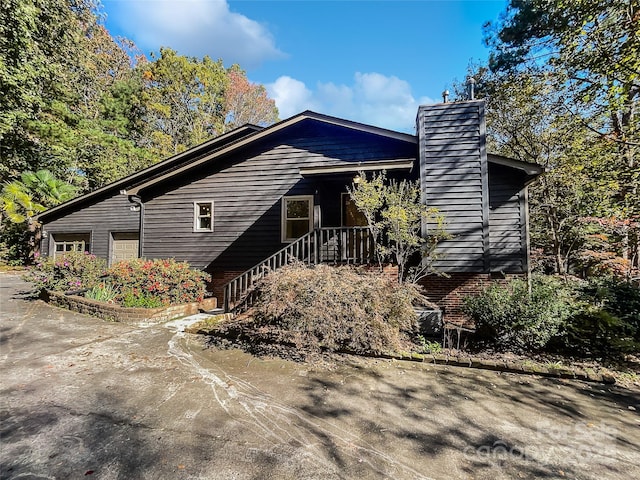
xmin=488 ymin=164 xmax=528 ymax=273
xmin=417 ymin=101 xmax=489 ymax=272
xmin=141 ymin=120 xmax=417 ymax=272
xmin=40 ymin=194 xmax=139 ymax=259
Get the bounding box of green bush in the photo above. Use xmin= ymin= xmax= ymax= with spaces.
xmin=252 ymin=263 xmax=424 ymax=354
xmin=558 ymin=278 xmax=640 ymax=356
xmin=108 ymin=258 xmax=210 ymax=306
xmin=464 ymin=275 xmax=640 ymax=356
xmin=24 ymin=251 xmax=107 ymax=292
xmin=463 ymin=275 xmax=573 ymax=352
xmin=121 ymin=291 xmax=165 ymax=308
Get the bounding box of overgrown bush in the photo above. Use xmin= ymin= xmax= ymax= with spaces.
xmin=252 ymin=263 xmax=425 ymax=354
xmin=462 ymin=275 xmax=573 ymax=352
xmin=108 ymin=258 xmax=210 ymax=306
xmin=24 ymin=251 xmax=107 ymax=292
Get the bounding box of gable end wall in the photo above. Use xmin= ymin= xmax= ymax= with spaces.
xmin=40 ymin=193 xmax=139 ymax=259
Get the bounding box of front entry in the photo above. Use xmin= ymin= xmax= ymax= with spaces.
xmin=340 ymin=193 xmax=371 ymax=261
xmin=341 ymin=193 xmax=367 ymax=227
xmin=111 ymin=232 xmax=139 ymax=264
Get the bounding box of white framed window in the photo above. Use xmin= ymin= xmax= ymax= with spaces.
xmin=281 ymin=195 xmax=313 ymax=242
xmin=193 ymin=201 xmax=214 ymax=232
xmin=53 ymin=233 xmax=91 ymax=258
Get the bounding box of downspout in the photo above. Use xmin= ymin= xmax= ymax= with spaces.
xmin=129 ymin=195 xmax=144 ymax=258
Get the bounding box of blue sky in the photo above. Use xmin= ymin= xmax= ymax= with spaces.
xmin=102 ymin=0 xmax=508 ymax=132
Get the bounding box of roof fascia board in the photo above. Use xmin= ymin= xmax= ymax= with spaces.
xmin=300 ymin=159 xmax=415 ymax=176
xmin=36 ymin=124 xmax=263 ymax=221
xmin=300 ymin=111 xmax=417 ymax=143
xmin=129 ymin=112 xmax=417 ymax=195
xmin=487 ymin=153 xmax=544 ymax=176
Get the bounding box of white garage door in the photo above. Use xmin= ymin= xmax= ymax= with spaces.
xmin=111 ymin=233 xmax=139 ymax=264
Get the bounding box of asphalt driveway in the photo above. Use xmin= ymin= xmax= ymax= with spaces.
xmin=1 ymin=273 xmax=639 ymax=480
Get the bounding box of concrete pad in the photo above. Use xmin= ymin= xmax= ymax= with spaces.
xmin=1 ymin=273 xmax=639 ymax=479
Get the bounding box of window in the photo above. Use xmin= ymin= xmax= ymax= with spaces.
xmin=282 ymin=195 xmax=313 ymax=242
xmin=194 ymin=201 xmax=214 ymax=232
xmin=52 ymin=233 xmax=91 ymax=258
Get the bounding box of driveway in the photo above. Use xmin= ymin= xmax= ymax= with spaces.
xmin=1 ymin=273 xmax=639 ymax=480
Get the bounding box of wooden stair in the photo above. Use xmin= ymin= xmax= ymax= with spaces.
xmin=222 ymin=227 xmax=375 ymax=313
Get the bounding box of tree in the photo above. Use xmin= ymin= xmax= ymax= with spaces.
xmin=349 ymin=172 xmax=448 ymax=283
xmin=454 ymin=66 xmax=621 ymax=276
xmin=0 ymin=0 xmax=153 ymax=191
xmin=0 ymin=0 xmax=101 ymax=183
xmin=1 ymin=170 xmax=76 ymax=263
xmin=141 ymin=48 xmax=228 ymax=157
xmin=224 ymin=65 xmax=279 ymax=131
xmin=485 ymin=0 xmax=640 ymax=278
xmin=0 ymin=1 xmax=282 ymax=259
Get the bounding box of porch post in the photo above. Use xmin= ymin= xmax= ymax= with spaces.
xmin=313 ymin=205 xmax=321 ymax=229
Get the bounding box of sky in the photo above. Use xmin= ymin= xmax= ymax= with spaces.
xmin=102 ymin=0 xmax=508 ymax=132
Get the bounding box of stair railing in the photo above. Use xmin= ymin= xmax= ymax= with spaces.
xmin=222 ymin=226 xmax=375 ymax=313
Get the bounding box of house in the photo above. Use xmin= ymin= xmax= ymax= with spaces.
xmin=37 ymin=99 xmax=543 ymax=321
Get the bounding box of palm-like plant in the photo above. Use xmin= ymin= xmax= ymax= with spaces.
xmin=1 ymin=170 xmax=76 ymax=226
xmin=20 ymin=170 xmax=77 ymax=208
xmin=0 ymin=182 xmax=46 ymax=224
xmin=1 ymin=169 xmax=78 ymax=263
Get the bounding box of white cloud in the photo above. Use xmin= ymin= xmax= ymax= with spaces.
xmin=267 ymin=76 xmax=319 ymax=118
xmin=267 ymin=73 xmax=435 ymax=132
xmin=110 ymin=0 xmax=285 ymax=67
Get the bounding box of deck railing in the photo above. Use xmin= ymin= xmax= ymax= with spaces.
xmin=223 ymin=226 xmax=375 ymax=313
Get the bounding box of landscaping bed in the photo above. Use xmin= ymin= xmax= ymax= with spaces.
xmin=186 ymin=312 xmax=638 ymax=386
xmin=183 ymin=263 xmax=640 ymax=388
xmin=25 ymin=252 xmax=213 ymax=323
xmin=43 ymin=289 xmax=216 ymax=325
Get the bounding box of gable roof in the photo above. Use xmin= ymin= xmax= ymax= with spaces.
xmin=38 ymin=109 xmax=544 ymax=222
xmin=127 ymin=111 xmax=417 ymax=196
xmin=37 ymin=124 xmax=263 ymax=221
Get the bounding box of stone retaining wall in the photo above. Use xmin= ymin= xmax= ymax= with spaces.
xmin=43 ymin=290 xmax=217 ymax=325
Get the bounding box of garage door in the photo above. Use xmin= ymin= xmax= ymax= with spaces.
xmin=111 ymin=233 xmax=139 ymax=264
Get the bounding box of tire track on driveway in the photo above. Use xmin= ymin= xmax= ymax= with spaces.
xmin=164 ymin=318 xmax=435 ymax=480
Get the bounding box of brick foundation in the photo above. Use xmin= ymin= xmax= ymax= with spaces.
xmin=420 ymin=273 xmax=524 ymax=325
xmin=212 ymin=265 xmax=526 ymax=326
xmin=43 ymin=290 xmax=217 ymax=325
xmin=359 ymin=263 xmax=399 ymax=280
xmin=210 ymin=270 xmax=245 ymax=305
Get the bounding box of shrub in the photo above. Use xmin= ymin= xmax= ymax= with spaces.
xmin=108 ymin=258 xmax=210 ymax=306
xmin=121 ymin=291 xmax=164 ymax=308
xmin=252 ymin=263 xmax=425 ymax=354
xmin=463 ymin=275 xmax=573 ymax=352
xmin=558 ymin=277 xmax=640 ymax=356
xmin=23 ymin=251 xmax=106 ymax=292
